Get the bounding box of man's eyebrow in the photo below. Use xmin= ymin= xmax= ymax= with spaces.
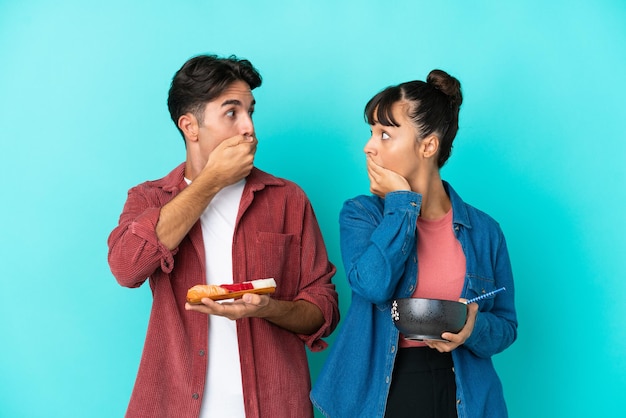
xmin=221 ymin=99 xmax=256 ymax=107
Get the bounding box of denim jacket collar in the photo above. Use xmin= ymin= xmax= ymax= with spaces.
xmin=444 ymin=181 xmax=472 ymax=230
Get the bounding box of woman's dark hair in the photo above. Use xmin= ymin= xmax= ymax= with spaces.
xmin=364 ymin=69 xmax=463 ymax=168
xmin=167 ymin=54 xmax=262 ymax=138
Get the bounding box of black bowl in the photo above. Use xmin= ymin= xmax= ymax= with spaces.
xmin=392 ymin=298 xmax=467 ymax=341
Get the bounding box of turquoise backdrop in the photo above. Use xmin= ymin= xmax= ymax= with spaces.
xmin=1 ymin=1 xmax=625 ymax=417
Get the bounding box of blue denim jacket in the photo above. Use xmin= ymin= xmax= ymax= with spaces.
xmin=311 ymin=182 xmax=517 ymax=418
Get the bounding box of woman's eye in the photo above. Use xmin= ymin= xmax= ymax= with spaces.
xmin=382 ymin=132 xmax=390 ymax=139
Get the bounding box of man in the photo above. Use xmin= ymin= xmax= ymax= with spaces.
xmin=108 ymin=54 xmax=339 ymax=418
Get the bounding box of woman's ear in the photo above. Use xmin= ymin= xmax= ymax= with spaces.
xmin=178 ymin=113 xmax=199 ymax=142
xmin=421 ymin=134 xmax=440 ymax=158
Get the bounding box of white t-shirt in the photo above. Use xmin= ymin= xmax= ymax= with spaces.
xmin=188 ymin=178 xmax=246 ymax=417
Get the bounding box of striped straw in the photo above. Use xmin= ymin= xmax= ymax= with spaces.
xmin=465 ymin=287 xmax=506 ymax=304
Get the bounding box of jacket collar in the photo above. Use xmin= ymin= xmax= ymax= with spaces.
xmin=245 ymin=166 xmax=285 ymax=192
xmin=158 ymin=163 xmax=186 ymax=193
xmin=155 ymin=163 xmax=285 ymax=195
xmin=443 ymin=180 xmax=472 ymax=230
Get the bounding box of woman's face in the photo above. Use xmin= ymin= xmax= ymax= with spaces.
xmin=363 ymin=101 xmax=422 ymax=180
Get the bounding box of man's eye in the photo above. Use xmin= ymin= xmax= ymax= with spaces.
xmin=382 ymin=132 xmax=390 ymax=139
xmin=226 ymin=110 xmax=235 ymax=117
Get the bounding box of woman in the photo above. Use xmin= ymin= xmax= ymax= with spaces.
xmin=311 ymin=70 xmax=517 ymax=418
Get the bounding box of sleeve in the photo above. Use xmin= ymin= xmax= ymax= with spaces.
xmin=339 ymin=192 xmax=421 ymax=305
xmin=292 ymin=198 xmax=340 ymax=352
xmin=107 ymin=186 xmax=178 ymax=288
xmin=463 ymin=228 xmax=518 ymax=357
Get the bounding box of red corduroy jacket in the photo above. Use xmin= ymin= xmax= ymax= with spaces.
xmin=108 ymin=163 xmax=339 ymax=418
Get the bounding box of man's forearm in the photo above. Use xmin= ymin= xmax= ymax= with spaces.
xmin=156 ymin=177 xmax=222 ymax=250
xmin=263 ymin=299 xmax=325 ymax=335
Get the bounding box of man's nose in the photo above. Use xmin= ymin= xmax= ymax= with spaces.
xmin=240 ymin=114 xmax=254 ymax=136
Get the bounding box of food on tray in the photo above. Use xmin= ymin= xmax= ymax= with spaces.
xmin=186 ymin=278 xmax=277 ymax=304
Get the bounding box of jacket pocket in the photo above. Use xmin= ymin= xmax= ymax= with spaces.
xmin=466 ymin=274 xmax=497 ymax=310
xmin=254 ymin=232 xmax=300 ymax=299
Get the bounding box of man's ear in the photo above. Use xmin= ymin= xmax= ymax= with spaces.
xmin=178 ymin=113 xmax=199 ymax=142
xmin=421 ymin=134 xmax=440 ymax=159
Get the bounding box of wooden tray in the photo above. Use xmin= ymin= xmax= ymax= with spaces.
xmin=188 ymin=287 xmax=276 ymax=304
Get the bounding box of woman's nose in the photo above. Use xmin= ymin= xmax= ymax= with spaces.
xmin=363 ymin=137 xmax=376 ymax=155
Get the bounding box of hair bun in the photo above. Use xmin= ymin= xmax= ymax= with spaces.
xmin=427 ymin=69 xmax=463 ymax=109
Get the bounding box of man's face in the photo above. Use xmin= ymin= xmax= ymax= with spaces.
xmin=196 ymin=80 xmax=256 ymax=160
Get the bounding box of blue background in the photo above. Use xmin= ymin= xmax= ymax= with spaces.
xmin=1 ymin=1 xmax=625 ymax=416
